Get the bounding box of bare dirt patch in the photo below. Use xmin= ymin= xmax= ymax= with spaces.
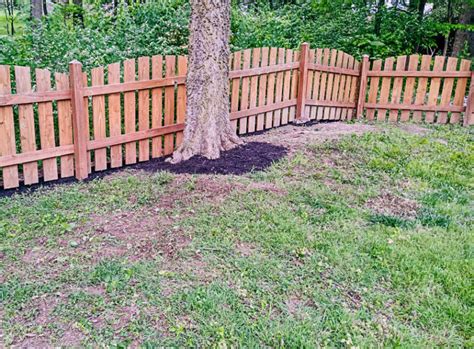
xmin=365 ymin=191 xmax=420 ymax=219
xmin=399 ymin=124 xmax=431 ymax=136
xmin=246 ymin=122 xmax=379 ymax=154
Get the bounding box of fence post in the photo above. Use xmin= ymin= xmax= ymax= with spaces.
xmin=464 ymin=72 xmax=474 ymax=127
xmin=296 ymin=42 xmax=310 ymax=123
xmin=69 ymin=60 xmax=89 ymax=180
xmin=356 ymin=55 xmax=369 ymax=119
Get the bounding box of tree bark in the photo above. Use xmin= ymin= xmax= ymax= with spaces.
xmin=168 ymin=0 xmax=242 ymax=163
xmin=31 ymin=0 xmax=43 ymax=19
xmin=452 ymin=3 xmax=473 ymax=57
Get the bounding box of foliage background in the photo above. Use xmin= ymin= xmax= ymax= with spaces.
xmin=0 ymin=0 xmax=472 ymax=72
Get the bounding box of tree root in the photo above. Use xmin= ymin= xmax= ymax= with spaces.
xmin=167 ymin=132 xmax=243 ymax=164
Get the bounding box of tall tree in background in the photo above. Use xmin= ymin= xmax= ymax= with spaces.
xmin=452 ymin=1 xmax=473 ymax=56
xmin=169 ymin=0 xmax=242 ymax=163
xmin=31 ymin=0 xmax=43 ymax=19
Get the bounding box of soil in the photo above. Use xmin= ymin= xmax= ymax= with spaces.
xmin=0 ymin=142 xmax=287 ymax=198
xmin=365 ymin=191 xmax=420 ymax=219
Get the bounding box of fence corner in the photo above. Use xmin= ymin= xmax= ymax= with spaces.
xmin=69 ymin=60 xmax=89 ymax=181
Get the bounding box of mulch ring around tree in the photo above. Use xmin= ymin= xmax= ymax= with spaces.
xmin=0 ymin=142 xmax=288 ymax=198
xmin=139 ymin=142 xmax=287 ymax=175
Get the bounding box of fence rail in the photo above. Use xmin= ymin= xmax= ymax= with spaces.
xmin=0 ymin=43 xmax=473 ymax=190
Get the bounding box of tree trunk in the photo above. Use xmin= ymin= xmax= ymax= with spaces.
xmin=374 ymin=0 xmax=384 ymax=36
xmin=168 ymin=0 xmax=242 ymax=163
xmin=31 ymin=0 xmax=43 ymax=19
xmin=73 ymin=0 xmax=84 ymax=25
xmin=452 ymin=3 xmax=473 ymax=57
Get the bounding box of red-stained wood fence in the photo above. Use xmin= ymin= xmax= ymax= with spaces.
xmin=0 ymin=43 xmax=473 ymax=190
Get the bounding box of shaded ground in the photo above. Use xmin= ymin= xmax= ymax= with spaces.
xmin=1 ymin=121 xmax=472 ymax=347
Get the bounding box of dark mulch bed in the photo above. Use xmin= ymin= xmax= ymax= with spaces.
xmin=0 ymin=142 xmax=287 ymax=198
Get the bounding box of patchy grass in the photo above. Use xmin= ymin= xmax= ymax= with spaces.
xmin=0 ymin=123 xmax=473 ymax=347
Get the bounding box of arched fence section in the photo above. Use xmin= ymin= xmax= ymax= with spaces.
xmin=0 ymin=43 xmax=472 ymax=190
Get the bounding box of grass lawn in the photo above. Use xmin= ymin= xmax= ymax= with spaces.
xmin=0 ymin=122 xmax=472 ymax=347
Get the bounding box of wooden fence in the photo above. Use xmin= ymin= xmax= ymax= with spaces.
xmin=0 ymin=43 xmax=473 ymax=190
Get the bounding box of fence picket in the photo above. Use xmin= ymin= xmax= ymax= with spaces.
xmin=317 ymin=48 xmax=330 ymax=120
xmin=376 ymin=58 xmax=394 ymax=121
xmin=348 ymin=60 xmax=359 ymax=120
xmin=91 ymin=66 xmax=107 ymax=171
xmin=400 ymin=55 xmax=418 ymax=122
xmin=425 ymin=56 xmax=445 ymax=123
xmin=0 ymin=65 xmax=19 ymax=189
xmin=164 ymin=55 xmax=176 ymax=155
xmin=331 ymin=50 xmax=344 ymax=120
xmin=107 ymin=62 xmax=123 ymax=167
xmin=366 ymin=60 xmax=382 ymax=120
xmin=310 ymin=48 xmax=322 ymax=119
xmin=55 ymin=73 xmax=74 ymax=178
xmin=256 ymin=48 xmax=269 ymax=130
xmin=151 ymin=55 xmax=163 ymax=157
xmin=265 ymin=48 xmax=278 ymax=128
xmin=176 ymin=56 xmax=187 ymax=145
xmin=231 ymin=51 xmax=242 ymax=132
xmin=248 ymin=48 xmax=261 ymax=133
xmin=273 ymin=48 xmax=286 ymax=127
xmin=336 ymin=53 xmax=349 ymax=120
xmin=281 ymin=49 xmax=293 ymax=125
xmin=138 ymin=57 xmax=150 ymax=162
xmin=305 ymin=49 xmax=315 ymax=118
xmin=389 ymin=56 xmax=406 ymax=121
xmin=342 ymin=55 xmax=356 ymax=120
xmin=124 ymin=59 xmax=137 ymax=164
xmin=324 ymin=49 xmax=338 ymax=119
xmin=239 ymin=49 xmax=251 ymax=134
xmin=289 ymin=50 xmax=299 ymax=122
xmin=437 ymin=57 xmax=458 ymax=124
xmin=15 ymin=66 xmax=38 ymax=184
xmin=413 ymin=55 xmax=431 ymax=122
xmin=451 ymin=59 xmax=471 ymax=124
xmin=36 ymin=68 xmax=58 ymax=181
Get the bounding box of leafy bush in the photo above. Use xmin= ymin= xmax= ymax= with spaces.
xmin=0 ymin=0 xmax=446 ymax=72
